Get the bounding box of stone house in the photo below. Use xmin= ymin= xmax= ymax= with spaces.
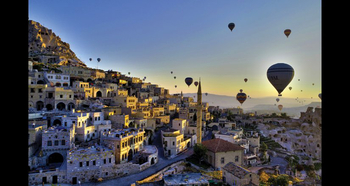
xmin=101 ymin=128 xmax=145 ymax=164
xmin=161 ymin=128 xmax=192 ymax=157
xmin=222 ymin=162 xmax=259 ymax=186
xmin=202 ymin=138 xmax=245 ymax=170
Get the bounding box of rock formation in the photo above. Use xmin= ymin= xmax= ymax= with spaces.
xmin=28 ymin=20 xmax=86 ymax=67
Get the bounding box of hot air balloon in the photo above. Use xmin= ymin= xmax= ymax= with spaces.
xmin=289 ymin=87 xmax=292 ymax=91
xmin=128 ymin=72 xmax=130 ymax=75
xmin=276 ymin=98 xmax=280 ymax=102
xmin=267 ymin=63 xmax=294 ymax=96
xmin=174 ymin=76 xmax=176 ymax=79
xmin=318 ymin=93 xmax=322 ymax=100
xmin=284 ymin=29 xmax=291 ymax=38
xmin=236 ymin=89 xmax=247 ymax=105
xmin=194 ymin=81 xmax=199 ymax=87
xmin=171 ymin=71 xmax=173 ymax=74
xmin=244 ymin=78 xmax=248 ymax=83
xmin=205 ymin=93 xmax=208 ymax=96
xmin=97 ymin=58 xmax=101 ymax=62
xmin=175 ymin=85 xmax=177 ymax=88
xmin=89 ymin=58 xmax=92 ymax=61
xmin=185 ymin=77 xmax=193 ymax=87
xmin=312 ymin=83 xmax=314 ymax=86
xmin=228 ymin=23 xmax=235 ymax=31
xmin=278 ymin=104 xmax=283 ymax=111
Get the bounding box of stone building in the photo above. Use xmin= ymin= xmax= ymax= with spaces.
xmin=44 ymin=71 xmax=70 ymax=87
xmin=41 ymin=126 xmax=75 ymax=166
xmin=222 ymin=162 xmax=259 ymax=186
xmin=161 ymin=128 xmax=192 ymax=157
xmin=66 ymin=145 xmax=115 ymax=184
xmin=101 ymin=128 xmax=146 ymax=164
xmin=202 ymin=138 xmax=245 ymax=170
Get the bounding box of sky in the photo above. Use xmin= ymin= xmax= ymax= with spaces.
xmin=29 ymin=0 xmax=321 ymax=100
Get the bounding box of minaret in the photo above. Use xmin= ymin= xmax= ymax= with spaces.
xmin=196 ymin=79 xmax=202 ymax=144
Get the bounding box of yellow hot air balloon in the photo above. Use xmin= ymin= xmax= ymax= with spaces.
xmin=278 ymin=104 xmax=283 ymax=111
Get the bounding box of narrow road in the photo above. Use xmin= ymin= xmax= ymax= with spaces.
xmin=82 ymin=148 xmax=193 ymax=186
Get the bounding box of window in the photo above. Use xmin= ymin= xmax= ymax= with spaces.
xmin=54 ymin=140 xmax=59 ymax=146
xmin=86 ymin=161 xmax=89 ymax=166
xmin=109 ymin=158 xmax=112 ymax=163
xmin=221 ymin=157 xmax=225 ymax=164
xmin=93 ymin=160 xmax=96 ymax=166
xmin=235 ymin=156 xmax=239 ymax=162
xmin=61 ymin=140 xmax=65 ymax=145
xmin=47 ymin=141 xmax=52 ymax=146
xmin=104 ymin=159 xmax=106 ymax=164
xmin=31 ymin=88 xmax=35 ymax=93
xmin=79 ymin=162 xmax=83 ymax=167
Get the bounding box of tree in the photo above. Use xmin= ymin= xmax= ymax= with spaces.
xmin=194 ymin=143 xmax=207 ymax=165
xmin=260 ymin=142 xmax=268 ymax=153
xmin=268 ymin=174 xmax=289 ymax=186
xmin=260 ymin=171 xmax=270 ymax=184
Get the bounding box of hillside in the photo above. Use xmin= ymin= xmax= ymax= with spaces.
xmin=28 ymin=20 xmax=86 ymax=67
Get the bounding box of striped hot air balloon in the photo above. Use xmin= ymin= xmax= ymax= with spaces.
xmin=236 ymin=89 xmax=247 ymax=105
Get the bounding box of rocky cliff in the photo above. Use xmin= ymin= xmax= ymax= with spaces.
xmin=28 ymin=20 xmax=86 ymax=67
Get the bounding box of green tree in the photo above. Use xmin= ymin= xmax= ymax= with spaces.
xmin=194 ymin=143 xmax=207 ymax=165
xmin=268 ymin=174 xmax=289 ymax=186
xmin=260 ymin=142 xmax=268 ymax=153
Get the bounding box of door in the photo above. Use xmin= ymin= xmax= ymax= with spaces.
xmin=52 ymin=175 xmax=58 ymax=184
xmin=72 ymin=177 xmax=77 ymax=184
xmin=42 ymin=177 xmax=47 ymax=184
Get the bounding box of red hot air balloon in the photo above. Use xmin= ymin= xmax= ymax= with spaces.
xmin=185 ymin=77 xmax=193 ymax=87
xmin=236 ymin=89 xmax=247 ymax=105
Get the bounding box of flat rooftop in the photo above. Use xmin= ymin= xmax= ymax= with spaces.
xmin=163 ymin=173 xmax=208 ymax=185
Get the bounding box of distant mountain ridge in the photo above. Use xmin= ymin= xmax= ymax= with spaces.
xmin=183 ymin=93 xmax=321 ymax=117
xmin=28 ymin=20 xmax=86 ymax=67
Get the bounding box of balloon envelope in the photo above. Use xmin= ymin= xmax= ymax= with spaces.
xmin=185 ymin=77 xmax=193 ymax=87
xmin=228 ymin=23 xmax=235 ymax=31
xmin=276 ymin=98 xmax=280 ymax=102
xmin=194 ymin=81 xmax=198 ymax=87
xmin=244 ymin=78 xmax=248 ymax=83
xmin=267 ymin=63 xmax=295 ymax=96
xmin=236 ymin=89 xmax=247 ymax=105
xmin=318 ymin=93 xmax=322 ymax=100
xmin=278 ymin=104 xmax=283 ymax=111
xmin=97 ymin=58 xmax=101 ymax=62
xmin=284 ymin=29 xmax=291 ymax=38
